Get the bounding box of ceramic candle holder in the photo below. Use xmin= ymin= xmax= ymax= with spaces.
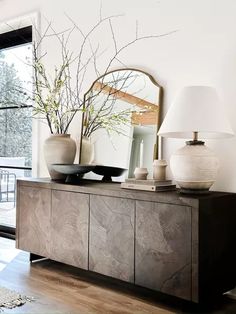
xmin=153 ymin=159 xmax=167 ymax=181
xmin=134 ymin=167 xmax=148 ymax=180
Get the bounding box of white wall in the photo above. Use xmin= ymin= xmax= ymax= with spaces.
xmin=1 ymin=0 xmax=236 ymax=191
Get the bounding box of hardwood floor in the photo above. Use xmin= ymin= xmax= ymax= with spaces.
xmin=1 ymin=237 xmax=236 ymax=313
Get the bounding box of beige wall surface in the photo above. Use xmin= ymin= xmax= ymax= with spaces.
xmin=0 ymin=0 xmax=236 ymax=192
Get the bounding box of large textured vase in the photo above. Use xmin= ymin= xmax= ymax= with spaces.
xmin=44 ymin=134 xmax=76 ymax=180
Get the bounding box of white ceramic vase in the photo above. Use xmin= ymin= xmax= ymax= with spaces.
xmin=44 ymin=134 xmax=76 ymax=180
xmin=80 ymin=136 xmax=94 ymax=164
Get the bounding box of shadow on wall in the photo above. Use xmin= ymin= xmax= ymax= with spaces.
xmin=212 ymin=45 xmax=236 ymax=192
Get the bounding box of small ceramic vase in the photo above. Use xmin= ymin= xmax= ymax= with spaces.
xmin=80 ymin=136 xmax=94 ymax=164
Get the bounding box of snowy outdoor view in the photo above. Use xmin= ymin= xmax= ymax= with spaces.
xmin=0 ymin=43 xmax=32 ymax=228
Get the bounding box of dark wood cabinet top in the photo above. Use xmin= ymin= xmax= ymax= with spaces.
xmin=17 ymin=177 xmax=233 ymax=207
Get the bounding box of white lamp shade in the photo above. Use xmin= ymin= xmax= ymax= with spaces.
xmin=158 ymin=86 xmax=234 ymax=139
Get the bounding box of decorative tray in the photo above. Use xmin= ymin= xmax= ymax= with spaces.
xmin=52 ymin=164 xmax=126 ymax=183
xmin=51 ymin=164 xmax=95 ymax=183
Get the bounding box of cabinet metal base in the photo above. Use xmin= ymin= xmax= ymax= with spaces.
xmin=30 ymin=253 xmax=47 ymax=263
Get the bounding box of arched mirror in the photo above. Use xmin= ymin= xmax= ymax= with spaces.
xmin=80 ymin=68 xmax=163 ymax=181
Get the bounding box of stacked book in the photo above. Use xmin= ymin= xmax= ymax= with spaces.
xmin=121 ymin=178 xmax=176 ymax=192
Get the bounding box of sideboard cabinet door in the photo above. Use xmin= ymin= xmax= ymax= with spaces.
xmin=89 ymin=195 xmax=135 ymax=283
xmin=135 ymin=201 xmax=192 ymax=301
xmin=50 ymin=190 xmax=89 ymax=269
xmin=17 ymin=186 xmax=51 ymax=257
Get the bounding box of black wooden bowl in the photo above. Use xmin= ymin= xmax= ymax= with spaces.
xmin=52 ymin=164 xmax=96 ymax=183
xmin=52 ymin=164 xmax=95 ymax=175
xmin=92 ymin=165 xmax=127 ymax=182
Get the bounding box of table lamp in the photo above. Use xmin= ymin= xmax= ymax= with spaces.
xmin=158 ymin=86 xmax=234 ymax=193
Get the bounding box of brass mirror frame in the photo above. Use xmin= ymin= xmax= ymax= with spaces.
xmin=79 ymin=67 xmax=163 ymax=164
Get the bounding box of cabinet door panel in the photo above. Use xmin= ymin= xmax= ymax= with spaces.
xmin=89 ymin=195 xmax=135 ymax=283
xmin=17 ymin=186 xmax=51 ymax=257
xmin=51 ymin=190 xmax=89 ymax=269
xmin=135 ymin=201 xmax=191 ymax=300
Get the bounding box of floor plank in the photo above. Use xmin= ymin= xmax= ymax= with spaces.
xmin=1 ymin=237 xmax=236 ymax=313
xmin=0 ymin=238 xmax=173 ymax=313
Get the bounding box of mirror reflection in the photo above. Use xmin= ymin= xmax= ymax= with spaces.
xmin=80 ymin=68 xmax=163 ymax=181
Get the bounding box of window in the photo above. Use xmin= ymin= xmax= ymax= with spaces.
xmin=0 ymin=26 xmax=32 ymax=235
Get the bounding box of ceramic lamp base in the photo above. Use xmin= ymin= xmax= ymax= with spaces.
xmin=170 ymin=141 xmax=219 ymax=192
xmin=179 ymin=187 xmax=211 ymax=194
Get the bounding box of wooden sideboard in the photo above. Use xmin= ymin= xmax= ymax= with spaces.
xmin=16 ymin=178 xmax=236 ymax=303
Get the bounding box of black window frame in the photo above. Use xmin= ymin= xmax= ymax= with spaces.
xmin=0 ymin=26 xmax=33 ymax=238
